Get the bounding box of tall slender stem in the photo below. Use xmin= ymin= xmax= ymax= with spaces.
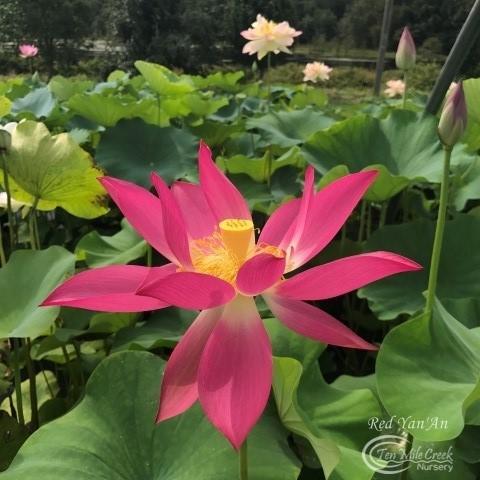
xmin=28 ymin=197 xmax=39 ymax=250
xmin=358 ymin=201 xmax=367 ymax=242
xmin=11 ymin=338 xmax=24 ymax=426
xmin=425 ymin=147 xmax=452 ymax=316
xmin=239 ymin=439 xmax=248 ymax=480
xmin=146 ymin=245 xmax=152 ymax=267
xmin=402 ymin=71 xmax=408 ymax=109
xmin=266 ymin=53 xmax=272 ymax=105
xmin=25 ymin=338 xmax=39 ymax=431
xmin=1 ymin=152 xmax=15 ymax=248
xmin=0 ymin=222 xmax=6 ymax=266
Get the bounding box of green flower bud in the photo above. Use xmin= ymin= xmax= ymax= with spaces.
xmin=395 ymin=27 xmax=416 ymax=71
xmin=438 ymin=82 xmax=467 ymax=148
xmin=0 ymin=129 xmax=11 ymax=153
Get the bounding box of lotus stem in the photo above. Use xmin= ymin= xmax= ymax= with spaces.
xmin=25 ymin=338 xmax=39 ymax=431
xmin=239 ymin=439 xmax=248 ymax=480
xmin=379 ymin=202 xmax=388 ymax=228
xmin=28 ymin=197 xmax=40 ymax=250
xmin=373 ymin=0 xmax=394 ymax=96
xmin=1 ymin=152 xmax=16 ymax=248
xmin=146 ymin=244 xmax=152 ymax=267
xmin=425 ymin=147 xmax=452 ymax=316
xmin=402 ymin=72 xmax=408 ymax=109
xmin=11 ymin=338 xmax=25 ymax=426
xmin=358 ymin=200 xmax=367 ymax=242
xmin=266 ymin=53 xmax=272 ymax=106
xmin=0 ymin=223 xmax=6 ymax=266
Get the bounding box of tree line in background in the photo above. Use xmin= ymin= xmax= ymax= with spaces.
xmin=0 ymin=0 xmax=478 ymax=76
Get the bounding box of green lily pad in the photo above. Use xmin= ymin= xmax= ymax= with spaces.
xmin=0 ymin=412 xmax=29 ymax=471
xmin=11 ymin=87 xmax=56 ymax=119
xmin=112 ymin=308 xmax=195 ymax=351
xmin=0 ymin=96 xmax=12 ymax=118
xmin=96 ymin=119 xmax=198 ymax=187
xmin=0 ymin=247 xmax=75 ymax=339
xmin=48 ymin=76 xmax=93 ymax=101
xmin=1 ymin=121 xmax=108 ymax=219
xmin=68 ymin=93 xmax=152 ymax=127
xmin=246 ymin=107 xmax=334 ymax=148
xmin=463 ymin=78 xmax=480 ymax=152
xmin=302 ymin=110 xmax=477 ymax=201
xmin=377 ymin=299 xmax=480 ymax=441
xmin=75 ymin=219 xmax=147 ymax=267
xmin=135 ymin=61 xmax=195 ymax=96
xmin=191 ymin=71 xmax=244 ymax=91
xmin=358 ymin=216 xmax=480 ymax=320
xmin=217 ymin=146 xmax=303 ymax=183
xmin=267 ymin=319 xmax=382 ymax=480
xmin=3 ymin=351 xmax=300 ymax=479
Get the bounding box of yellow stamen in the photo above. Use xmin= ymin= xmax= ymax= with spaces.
xmin=219 ymin=218 xmax=254 ymax=263
xmin=190 ymin=230 xmax=238 ymax=284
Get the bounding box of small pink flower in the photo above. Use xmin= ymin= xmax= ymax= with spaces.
xmin=241 ymin=14 xmax=302 ymax=60
xmin=384 ymin=79 xmax=406 ymax=98
xmin=43 ymin=143 xmax=421 ymax=449
xmin=303 ymin=61 xmax=333 ymax=83
xmin=395 ymin=27 xmax=416 ymax=71
xmin=19 ymin=44 xmax=38 ymax=59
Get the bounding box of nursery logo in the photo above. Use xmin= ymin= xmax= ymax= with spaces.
xmin=361 ymin=434 xmax=454 ymax=475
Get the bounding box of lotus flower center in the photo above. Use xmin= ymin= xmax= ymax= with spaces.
xmin=190 ymin=218 xmax=254 ymax=285
xmin=219 ymin=218 xmax=254 ymax=263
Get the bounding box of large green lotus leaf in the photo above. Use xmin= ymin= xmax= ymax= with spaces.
xmin=217 ymin=147 xmax=303 ymax=183
xmin=1 ymin=121 xmax=108 ymax=218
xmin=377 ymin=299 xmax=480 ymax=442
xmin=0 ymin=247 xmax=75 ymax=339
xmin=267 ymin=319 xmax=382 ymax=480
xmin=75 ymin=219 xmax=147 ymax=267
xmin=191 ymin=71 xmax=244 ymax=91
xmin=0 ymin=412 xmax=29 ymax=471
xmin=48 ymin=76 xmax=93 ymax=101
xmin=246 ymin=107 xmax=334 ymax=148
xmin=463 ymin=78 xmax=480 ymax=152
xmin=3 ymin=351 xmax=300 ymax=479
xmin=112 ymin=308 xmax=196 ymax=351
xmin=189 ymin=120 xmax=244 ymax=147
xmin=289 ymin=87 xmax=328 ymax=109
xmin=451 ymin=156 xmax=480 ymax=210
xmin=11 ymin=87 xmax=56 ymax=118
xmin=68 ymin=93 xmax=152 ymax=127
xmin=273 ymin=358 xmax=383 ymax=480
xmin=135 ymin=61 xmax=195 ymax=96
xmin=358 ymin=216 xmax=480 ymax=320
xmin=302 ymin=110 xmax=476 ymax=201
xmin=182 ymin=92 xmax=229 ymax=118
xmin=96 ymin=119 xmax=198 ymax=186
xmin=0 ymin=96 xmax=12 ymax=118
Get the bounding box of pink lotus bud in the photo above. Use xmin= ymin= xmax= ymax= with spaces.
xmin=438 ymin=82 xmax=467 ymax=148
xmin=395 ymin=27 xmax=416 ymax=71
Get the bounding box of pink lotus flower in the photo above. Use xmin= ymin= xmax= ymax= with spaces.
xmin=43 ymin=143 xmax=421 ymax=449
xmin=384 ymin=79 xmax=405 ymax=98
xmin=19 ymin=44 xmax=38 ymax=59
xmin=303 ymin=61 xmax=333 ymax=83
xmin=395 ymin=27 xmax=416 ymax=71
xmin=241 ymin=14 xmax=302 ymax=60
